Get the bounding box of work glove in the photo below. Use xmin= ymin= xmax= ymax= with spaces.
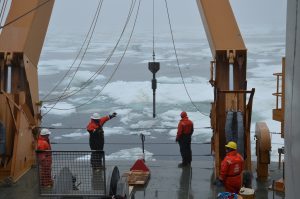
xmin=214 ymin=178 xmax=224 ymax=187
xmin=109 ymin=112 xmax=117 ymax=118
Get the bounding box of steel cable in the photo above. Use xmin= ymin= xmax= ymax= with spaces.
xmin=152 ymin=0 xmax=155 ymax=61
xmin=0 ymin=0 xmax=8 ymax=26
xmin=164 ymin=0 xmax=209 ymax=117
xmin=0 ymin=0 xmax=52 ymax=30
xmin=43 ymin=0 xmax=142 ymax=111
xmin=42 ymin=0 xmax=104 ymax=116
xmin=42 ymin=0 xmax=137 ymax=103
xmin=37 ymin=126 xmax=211 ymax=130
xmin=50 ymin=142 xmax=211 ymax=145
xmin=36 ymin=126 xmax=282 ymax=136
xmin=41 ymin=0 xmax=104 ymax=101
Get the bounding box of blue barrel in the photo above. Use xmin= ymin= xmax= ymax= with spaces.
xmin=0 ymin=122 xmax=5 ymax=156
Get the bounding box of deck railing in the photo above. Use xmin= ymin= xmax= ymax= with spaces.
xmin=272 ymin=72 xmax=282 ymax=110
xmin=36 ymin=150 xmax=106 ymax=197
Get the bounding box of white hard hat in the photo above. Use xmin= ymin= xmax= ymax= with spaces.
xmin=40 ymin=128 xmax=51 ymax=136
xmin=91 ymin=113 xmax=101 ymax=120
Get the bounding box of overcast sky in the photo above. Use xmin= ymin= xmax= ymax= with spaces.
xmin=47 ymin=0 xmax=287 ymax=35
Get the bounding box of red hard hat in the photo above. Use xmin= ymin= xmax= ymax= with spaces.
xmin=180 ymin=111 xmax=187 ymax=118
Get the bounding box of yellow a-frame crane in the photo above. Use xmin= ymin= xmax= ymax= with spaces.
xmin=0 ymin=0 xmax=255 ymax=184
xmin=0 ymin=0 xmax=54 ymax=182
xmin=196 ymin=0 xmax=255 ymax=178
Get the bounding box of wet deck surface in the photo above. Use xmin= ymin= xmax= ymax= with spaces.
xmin=0 ymin=160 xmax=285 ymax=199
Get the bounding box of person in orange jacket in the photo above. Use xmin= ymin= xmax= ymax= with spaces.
xmin=37 ymin=128 xmax=53 ymax=187
xmin=176 ymin=111 xmax=194 ymax=168
xmin=86 ymin=112 xmax=117 ymax=170
xmin=218 ymin=141 xmax=244 ymax=193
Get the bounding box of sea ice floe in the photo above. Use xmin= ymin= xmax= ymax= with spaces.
xmin=100 ymin=80 xmax=213 ymax=105
xmin=104 ymin=127 xmax=126 ymax=136
xmin=105 ymin=147 xmax=154 ymax=161
xmin=61 ymin=70 xmax=106 ymax=87
xmin=42 ymin=102 xmax=76 ymax=116
xmin=129 ymin=120 xmax=157 ymax=129
xmin=129 ymin=131 xmax=151 ymax=136
xmin=76 ymin=147 xmax=155 ymax=161
xmin=51 ymin=123 xmax=63 ymax=127
xmin=62 ymin=132 xmax=88 ymax=138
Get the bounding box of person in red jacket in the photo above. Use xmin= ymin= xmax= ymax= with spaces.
xmin=37 ymin=128 xmax=53 ymax=187
xmin=219 ymin=141 xmax=244 ymax=193
xmin=176 ymin=111 xmax=194 ymax=168
xmin=87 ymin=112 xmax=117 ymax=170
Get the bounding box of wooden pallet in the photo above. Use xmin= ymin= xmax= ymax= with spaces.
xmin=268 ymin=178 xmax=285 ymax=192
xmin=122 ymin=170 xmax=150 ymax=185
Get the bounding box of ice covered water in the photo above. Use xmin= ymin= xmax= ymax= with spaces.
xmin=39 ymin=28 xmax=285 ymax=162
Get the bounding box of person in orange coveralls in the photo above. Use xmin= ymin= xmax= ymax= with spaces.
xmin=37 ymin=128 xmax=53 ymax=187
xmin=218 ymin=141 xmax=244 ymax=193
xmin=176 ymin=111 xmax=194 ymax=168
xmin=87 ymin=112 xmax=117 ymax=170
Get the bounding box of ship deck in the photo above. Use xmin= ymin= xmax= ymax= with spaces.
xmin=0 ymin=160 xmax=285 ymax=199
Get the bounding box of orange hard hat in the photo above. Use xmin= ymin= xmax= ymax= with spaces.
xmin=180 ymin=111 xmax=187 ymax=118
